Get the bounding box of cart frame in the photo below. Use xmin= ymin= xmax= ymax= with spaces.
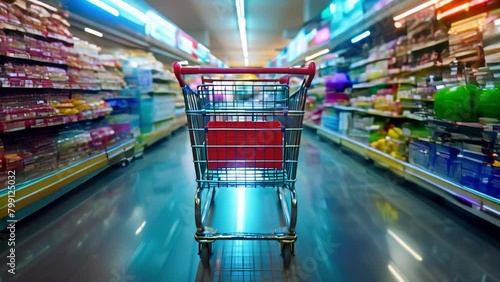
xmin=173 ymin=62 xmax=316 ymax=268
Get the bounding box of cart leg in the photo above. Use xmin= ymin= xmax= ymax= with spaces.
xmin=289 ymin=189 xmax=297 ymax=233
xmin=194 ymin=188 xmax=203 ymax=233
xmin=278 ymin=187 xmax=298 ymax=233
xmin=199 ymin=242 xmax=212 ymax=267
xmin=282 ymin=243 xmax=294 ymax=268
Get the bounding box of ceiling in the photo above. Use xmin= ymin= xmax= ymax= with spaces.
xmin=145 ymin=0 xmax=326 ymax=67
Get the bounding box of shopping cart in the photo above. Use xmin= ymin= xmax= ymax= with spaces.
xmin=173 ymin=62 xmax=316 ymax=268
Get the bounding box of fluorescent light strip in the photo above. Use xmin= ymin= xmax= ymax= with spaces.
xmin=393 ymin=0 xmax=437 ymax=21
xmin=388 ymin=264 xmax=407 ymax=282
xmin=437 ymin=3 xmax=469 ymax=20
xmin=351 ymin=31 xmax=371 ymax=43
xmin=110 ymin=0 xmax=149 ymax=23
xmin=179 ymin=60 xmax=189 ymax=65
xmin=84 ymin=27 xmax=103 ymax=37
xmin=87 ymin=0 xmax=119 ymax=16
xmin=146 ymin=11 xmax=177 ymax=33
xmin=330 ymin=3 xmax=336 ymax=14
xmin=235 ymin=0 xmax=248 ymax=65
xmin=29 ymin=0 xmax=58 ymax=12
xmin=305 ymin=49 xmax=329 ymax=61
xmin=135 ymin=221 xmax=147 ymax=235
xmin=236 ymin=189 xmax=245 ymax=232
xmin=387 ymin=229 xmax=423 ymax=261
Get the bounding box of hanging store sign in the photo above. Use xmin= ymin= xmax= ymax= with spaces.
xmin=313 ymin=26 xmax=330 ymax=46
xmin=146 ymin=11 xmax=177 ymax=47
xmin=177 ymin=30 xmax=198 ymax=60
xmin=197 ymin=43 xmax=210 ymax=63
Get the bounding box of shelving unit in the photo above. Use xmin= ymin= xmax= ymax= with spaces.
xmin=315 ymin=126 xmax=500 ymax=227
xmin=0 ymin=0 xmax=197 ymax=230
xmin=410 ymin=37 xmax=449 ymax=52
xmin=0 ymin=138 xmax=135 ymax=229
xmin=141 ymin=115 xmax=187 ymax=147
xmin=293 ymin=1 xmax=500 ymax=228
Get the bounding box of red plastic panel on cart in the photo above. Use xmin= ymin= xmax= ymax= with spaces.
xmin=206 ymin=121 xmax=283 ymax=170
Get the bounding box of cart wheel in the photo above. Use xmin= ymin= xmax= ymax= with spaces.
xmin=200 ymin=243 xmax=211 ymax=267
xmin=282 ymin=243 xmax=293 ymax=268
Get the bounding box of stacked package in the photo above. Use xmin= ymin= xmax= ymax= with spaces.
xmin=447 ymin=13 xmax=486 ymax=66
xmin=482 ymin=9 xmax=500 ymax=77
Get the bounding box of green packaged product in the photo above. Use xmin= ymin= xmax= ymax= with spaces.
xmin=434 ymin=84 xmax=481 ymax=122
xmin=479 ymin=86 xmax=500 ymax=120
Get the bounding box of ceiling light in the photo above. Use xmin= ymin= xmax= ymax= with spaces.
xmin=330 ymin=3 xmax=336 ymax=14
xmin=135 ymin=221 xmax=146 ymax=235
xmin=394 ymin=21 xmax=403 ymax=28
xmin=436 ymin=0 xmax=453 ymax=8
xmin=387 ymin=230 xmax=423 ymax=261
xmin=29 ymin=0 xmax=58 ymax=12
xmin=235 ymin=0 xmax=248 ymax=66
xmin=393 ymin=0 xmax=437 ymax=21
xmin=110 ymin=0 xmax=149 ymax=23
xmin=179 ymin=60 xmax=189 ymax=65
xmin=305 ymin=49 xmax=329 ymax=61
xmin=87 ymin=0 xmax=119 ymax=16
xmin=388 ymin=264 xmax=407 ymax=282
xmin=351 ymin=31 xmax=370 ymax=43
xmin=84 ymin=27 xmax=103 ymax=37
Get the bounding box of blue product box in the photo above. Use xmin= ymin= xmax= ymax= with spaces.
xmin=409 ymin=139 xmax=435 ymax=170
xmin=483 ymin=166 xmax=500 ymax=199
xmin=430 ymin=144 xmax=460 ymax=179
xmin=458 ymin=150 xmax=489 ymax=193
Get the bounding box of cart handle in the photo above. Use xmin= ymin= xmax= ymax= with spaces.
xmin=173 ymin=62 xmax=316 ymax=88
xmin=201 ymin=77 xmax=290 ymax=85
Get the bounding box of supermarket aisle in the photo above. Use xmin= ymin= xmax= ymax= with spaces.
xmin=1 ymin=128 xmax=500 ymax=282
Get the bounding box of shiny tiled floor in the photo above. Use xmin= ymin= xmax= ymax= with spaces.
xmin=1 ymin=128 xmax=500 ymax=282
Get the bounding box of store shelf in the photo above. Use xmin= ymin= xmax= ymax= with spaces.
xmin=1 ymin=24 xmax=73 ymax=45
xmin=317 ymin=126 xmax=342 ymax=144
xmin=142 ymin=115 xmax=187 ymax=147
xmin=153 ymin=77 xmax=177 ymax=83
xmin=316 ymin=126 xmax=500 ymax=226
xmin=0 ymin=138 xmax=135 ymax=229
xmin=453 ymin=49 xmax=478 ymax=58
xmin=106 ymin=138 xmax=135 ymax=166
xmin=0 ymin=54 xmax=68 ymax=67
xmin=0 ymin=84 xmax=70 ymax=89
xmin=399 ymin=97 xmax=435 ymax=102
xmin=330 ymin=105 xmax=427 ymax=121
xmin=0 ymin=112 xmax=111 ymax=133
xmin=152 ymin=90 xmax=181 ymax=95
xmin=303 ymin=120 xmax=320 ymax=130
xmin=411 ymin=37 xmax=449 ymax=52
xmin=409 ymin=62 xmax=437 ymax=73
xmin=350 ymin=57 xmax=391 ymax=70
xmin=153 ymin=115 xmax=176 ymax=123
xmin=352 ymin=79 xmax=415 ymax=89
